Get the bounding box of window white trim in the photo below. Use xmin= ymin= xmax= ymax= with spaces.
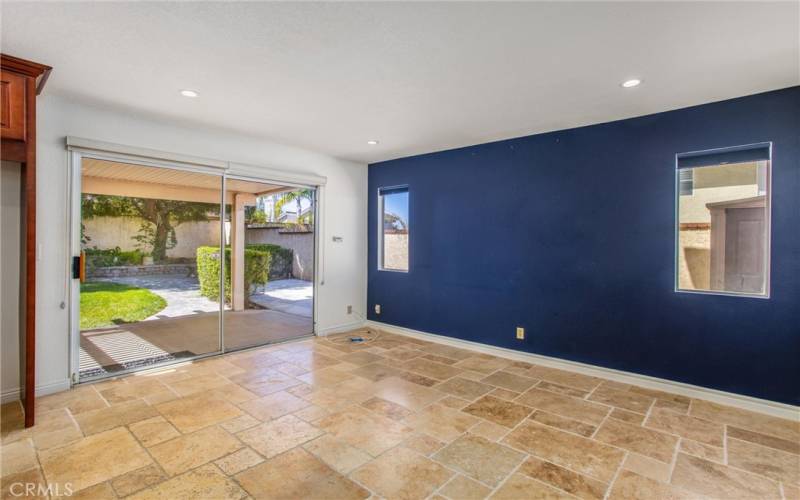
xmin=673 ymin=143 xmax=772 ymax=299
xmin=377 ymin=185 xmax=409 ymax=273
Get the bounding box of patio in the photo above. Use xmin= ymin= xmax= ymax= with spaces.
xmin=94 ymin=275 xmax=219 ymax=319
xmin=250 ymin=278 xmax=313 ymax=318
xmin=80 ymin=276 xmax=313 ymax=378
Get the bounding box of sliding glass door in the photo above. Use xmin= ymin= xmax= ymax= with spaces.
xmin=72 ymin=154 xmax=317 ymax=382
xmin=222 ymin=177 xmax=315 ymax=351
xmin=76 ymin=158 xmax=225 ymax=381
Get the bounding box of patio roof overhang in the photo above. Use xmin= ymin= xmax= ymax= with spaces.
xmin=81 ymin=158 xmax=291 ymax=204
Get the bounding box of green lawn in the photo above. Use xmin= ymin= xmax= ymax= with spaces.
xmin=80 ymin=281 xmax=167 ymax=329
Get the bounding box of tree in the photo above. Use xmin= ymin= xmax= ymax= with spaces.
xmin=281 ymin=189 xmax=314 ymax=224
xmin=82 ymin=194 xmax=216 ymax=263
xmin=248 ymin=208 xmax=268 ymax=224
xmin=273 ymin=195 xmax=288 ymax=221
xmin=383 ymin=212 xmax=407 ymax=233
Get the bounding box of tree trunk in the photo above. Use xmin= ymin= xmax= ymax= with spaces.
xmin=296 ymin=199 xmax=302 ymax=223
xmin=141 ymin=199 xmax=171 ymax=263
xmin=152 ymin=216 xmax=170 ymax=263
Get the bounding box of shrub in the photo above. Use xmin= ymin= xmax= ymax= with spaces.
xmin=242 ymin=248 xmax=270 ymax=296
xmin=84 ymin=247 xmax=145 ymax=268
xmin=196 ymin=247 xmax=224 ymax=300
xmin=249 ymin=209 xmax=268 ymax=224
xmin=246 ymin=244 xmax=293 ymax=280
xmin=196 ymin=244 xmax=290 ymax=302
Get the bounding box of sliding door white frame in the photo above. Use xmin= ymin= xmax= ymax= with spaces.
xmin=222 ymin=172 xmax=320 ymax=352
xmin=66 ymin=138 xmax=327 ymax=385
xmin=67 ymin=149 xmax=227 ymax=384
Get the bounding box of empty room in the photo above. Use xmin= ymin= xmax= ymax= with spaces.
xmin=1 ymin=2 xmax=798 ymax=499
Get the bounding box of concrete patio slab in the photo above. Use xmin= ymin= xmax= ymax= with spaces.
xmin=80 ymin=276 xmax=314 ymax=378
xmin=250 ymin=279 xmax=313 ymax=318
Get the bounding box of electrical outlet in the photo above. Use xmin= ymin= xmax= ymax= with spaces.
xmin=347 ymin=305 xmax=353 ymax=314
xmin=516 ymin=327 xmax=525 ymax=340
xmin=375 ymin=304 xmax=381 ymax=314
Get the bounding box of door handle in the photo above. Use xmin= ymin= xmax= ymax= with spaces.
xmin=72 ymin=252 xmax=86 ymax=282
xmin=80 ymin=251 xmax=86 ymax=283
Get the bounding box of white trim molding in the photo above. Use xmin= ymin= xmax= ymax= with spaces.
xmin=1 ymin=379 xmax=72 ymax=404
xmin=316 ymin=320 xmax=367 ymax=337
xmin=65 ymin=137 xmax=329 ymax=188
xmin=66 ymin=136 xmax=228 ymax=170
xmin=367 ymin=320 xmax=800 ymax=421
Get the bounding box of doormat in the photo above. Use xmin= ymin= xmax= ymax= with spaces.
xmin=79 ymin=350 xmax=196 ymax=379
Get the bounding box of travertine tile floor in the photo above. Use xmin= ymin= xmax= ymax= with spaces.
xmin=2 ymin=329 xmax=798 ymax=499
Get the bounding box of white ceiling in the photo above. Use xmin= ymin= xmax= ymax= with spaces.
xmin=2 ymin=2 xmax=798 ymax=164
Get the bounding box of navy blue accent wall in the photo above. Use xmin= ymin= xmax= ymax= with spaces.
xmin=367 ymin=87 xmax=800 ymax=405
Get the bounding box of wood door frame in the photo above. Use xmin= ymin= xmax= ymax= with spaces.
xmin=1 ymin=54 xmax=51 ymax=427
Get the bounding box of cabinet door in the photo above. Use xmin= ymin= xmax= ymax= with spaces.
xmin=1 ymin=70 xmax=26 ymax=141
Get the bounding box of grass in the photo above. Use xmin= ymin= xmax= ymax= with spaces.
xmin=80 ymin=281 xmax=167 ymax=329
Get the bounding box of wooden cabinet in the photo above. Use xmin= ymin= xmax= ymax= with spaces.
xmin=1 ymin=71 xmax=26 ymax=140
xmin=1 ymin=54 xmax=51 ymax=428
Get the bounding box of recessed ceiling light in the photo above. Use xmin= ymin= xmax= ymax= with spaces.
xmin=621 ymin=79 xmax=642 ymax=88
xmin=180 ymin=89 xmax=199 ymax=98
xmin=367 ymin=140 xmax=379 ymax=145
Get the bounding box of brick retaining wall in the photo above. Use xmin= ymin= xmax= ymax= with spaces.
xmin=88 ymin=264 xmax=196 ymax=278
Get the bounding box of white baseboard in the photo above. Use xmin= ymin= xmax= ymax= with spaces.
xmin=0 ymin=388 xmax=20 ymax=404
xmin=1 ymin=378 xmax=71 ymax=404
xmin=367 ymin=320 xmax=800 ymax=421
xmin=316 ymin=319 xmax=366 ymax=337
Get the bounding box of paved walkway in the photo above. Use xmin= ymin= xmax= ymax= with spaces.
xmin=94 ymin=275 xmax=313 ymax=319
xmin=95 ymin=275 xmax=219 ymax=319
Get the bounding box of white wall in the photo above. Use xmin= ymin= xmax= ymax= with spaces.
xmin=82 ymin=216 xmax=221 ymax=259
xmin=1 ymin=162 xmax=23 ymax=398
xmin=33 ymin=95 xmax=367 ymax=396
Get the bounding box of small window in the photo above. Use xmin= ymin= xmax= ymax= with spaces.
xmin=379 ymin=186 xmax=409 ymax=272
xmin=676 ymin=144 xmax=770 ymax=297
xmin=678 ymin=169 xmax=694 ymax=196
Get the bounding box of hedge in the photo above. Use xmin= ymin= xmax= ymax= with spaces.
xmin=196 ymin=244 xmax=292 ymax=302
xmin=246 ymin=244 xmax=293 ymax=279
xmin=85 ymin=247 xmax=145 ymax=268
